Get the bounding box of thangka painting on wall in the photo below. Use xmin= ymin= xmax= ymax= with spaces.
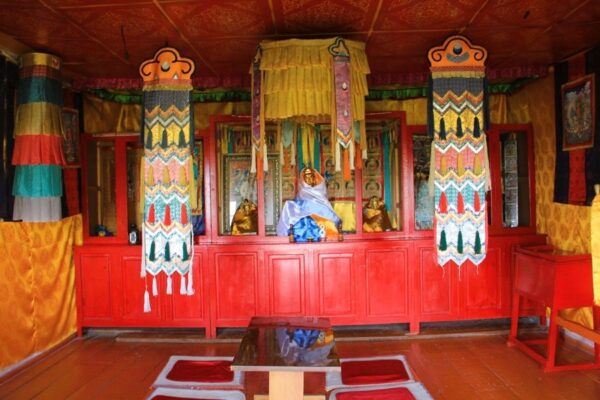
xmin=562 ymin=74 xmax=595 ymax=151
xmin=427 ymin=36 xmax=491 ymax=268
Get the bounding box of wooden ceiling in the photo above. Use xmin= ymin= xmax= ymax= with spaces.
xmin=0 ymin=0 xmax=599 ymax=88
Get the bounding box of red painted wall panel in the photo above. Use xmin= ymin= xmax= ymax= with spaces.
xmin=365 ymin=249 xmax=409 ymax=317
xmin=316 ymin=252 xmax=355 ymax=317
xmin=119 ymin=256 xmax=161 ymax=323
xmin=464 ymin=248 xmax=502 ymax=316
xmin=418 ymin=246 xmax=454 ymax=318
xmin=214 ymin=253 xmax=259 ymax=321
xmin=171 ymin=254 xmax=205 ymax=323
xmin=79 ymin=254 xmax=112 ymax=320
xmin=267 ymin=253 xmax=306 ymax=316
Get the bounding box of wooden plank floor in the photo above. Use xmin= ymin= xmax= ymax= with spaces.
xmin=1 ymin=331 xmax=600 ymax=399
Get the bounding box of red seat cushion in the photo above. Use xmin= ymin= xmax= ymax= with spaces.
xmin=336 ymin=386 xmax=416 ymax=400
xmin=166 ymin=360 xmax=234 ymax=383
xmin=341 ymin=359 xmax=410 ymax=385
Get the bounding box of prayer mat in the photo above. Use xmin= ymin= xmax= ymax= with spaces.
xmin=329 ymin=382 xmax=433 ymax=400
xmin=140 ymin=48 xmax=196 ymax=309
xmin=325 ymin=355 xmax=414 ymax=391
xmin=153 ymin=356 xmax=244 ymax=391
xmin=428 ymin=36 xmax=490 ymax=267
xmin=147 ymin=388 xmax=245 ymax=400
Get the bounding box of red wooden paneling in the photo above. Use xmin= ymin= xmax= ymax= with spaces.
xmin=364 ymin=249 xmax=409 ymax=318
xmin=118 ymin=256 xmax=161 ymax=323
xmin=170 ymin=254 xmax=205 ymax=324
xmin=213 ymin=252 xmax=259 ymax=322
xmin=464 ymin=247 xmax=502 ymax=317
xmin=78 ymin=254 xmax=113 ymax=321
xmin=266 ymin=252 xmax=306 ymax=316
xmin=418 ymin=246 xmax=455 ymax=319
xmin=315 ymin=252 xmax=356 ymax=318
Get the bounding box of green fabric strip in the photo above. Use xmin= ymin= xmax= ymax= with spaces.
xmin=18 ymin=77 xmax=63 ymax=106
xmin=314 ymin=125 xmax=320 ymax=171
xmin=297 ymin=125 xmax=303 ymax=169
xmin=382 ymin=126 xmax=392 ymax=212
xmin=87 ymin=78 xmax=538 ymax=105
xmin=12 ymin=165 xmax=63 ymax=197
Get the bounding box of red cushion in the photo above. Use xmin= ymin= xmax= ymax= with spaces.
xmin=341 ymin=359 xmax=409 ymax=385
xmin=153 ymin=396 xmax=215 ymax=400
xmin=166 ymin=360 xmax=234 ymax=383
xmin=336 ymin=386 xmax=416 ymax=400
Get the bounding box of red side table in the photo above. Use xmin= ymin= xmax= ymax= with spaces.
xmin=508 ymin=245 xmax=600 ymax=372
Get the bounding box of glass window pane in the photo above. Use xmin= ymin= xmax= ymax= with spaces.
xmin=86 ymin=140 xmax=117 ymax=237
xmin=126 ymin=142 xmax=143 ymax=237
xmin=412 ymin=133 xmax=433 ymax=230
xmin=320 ymin=125 xmax=356 ymax=234
xmin=501 ymin=131 xmax=530 ymax=227
xmin=217 ymin=123 xmax=258 ymax=236
xmin=192 ymin=139 xmax=206 ymax=236
xmin=362 ymin=121 xmax=401 ymax=232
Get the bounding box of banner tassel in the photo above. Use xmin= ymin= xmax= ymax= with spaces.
xmin=187 ymin=265 xmax=194 ymax=295
xmin=152 ymin=275 xmax=158 ymax=296
xmin=143 ymin=290 xmax=151 ymax=313
xmin=166 ymin=275 xmax=173 ymax=294
xmin=180 ymin=275 xmax=187 ymax=295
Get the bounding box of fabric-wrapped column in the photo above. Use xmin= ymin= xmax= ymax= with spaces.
xmin=427 ymin=36 xmax=491 ymax=267
xmin=12 ymin=53 xmax=65 ymax=221
xmin=139 ymin=48 xmax=196 ymax=311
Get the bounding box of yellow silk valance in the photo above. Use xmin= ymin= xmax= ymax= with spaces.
xmin=258 ymin=38 xmax=370 ymax=122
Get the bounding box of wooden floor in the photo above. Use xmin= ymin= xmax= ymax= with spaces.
xmin=1 ymin=329 xmax=600 ymax=399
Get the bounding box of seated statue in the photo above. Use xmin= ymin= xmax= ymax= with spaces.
xmin=231 ymin=198 xmax=258 ymax=235
xmin=277 ymin=167 xmax=341 ymax=241
xmin=362 ymin=196 xmax=392 ymax=232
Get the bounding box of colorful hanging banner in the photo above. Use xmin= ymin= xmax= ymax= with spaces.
xmin=329 ymin=38 xmax=355 ymax=180
xmin=428 ymin=36 xmax=490 ymax=267
xmin=12 ymin=53 xmax=65 ymax=222
xmin=250 ymin=46 xmax=266 ymax=173
xmin=139 ymin=48 xmax=196 ymax=311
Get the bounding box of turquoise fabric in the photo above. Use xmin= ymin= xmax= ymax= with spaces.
xmin=12 ymin=165 xmax=63 ymax=197
xmin=297 ymin=125 xmax=303 ymax=169
xmin=383 ymin=126 xmax=392 ymax=212
xmin=314 ymin=125 xmax=320 ymax=172
xmin=18 ymin=77 xmax=63 ymax=106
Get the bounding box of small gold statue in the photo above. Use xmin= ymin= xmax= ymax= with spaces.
xmin=362 ymin=196 xmax=392 ymax=233
xmin=231 ymin=199 xmax=258 ymax=235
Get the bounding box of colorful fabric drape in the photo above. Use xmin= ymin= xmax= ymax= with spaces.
xmin=428 ymin=36 xmax=490 ymax=267
xmin=0 ymin=215 xmax=81 ymax=373
xmin=140 ymin=48 xmax=196 ymax=311
xmin=250 ymin=38 xmax=369 ymax=178
xmin=12 ymin=53 xmax=65 ymax=221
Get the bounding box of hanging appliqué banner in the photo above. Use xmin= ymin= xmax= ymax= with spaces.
xmin=428 ymin=36 xmax=491 ymax=267
xmin=139 ymin=48 xmax=196 ymax=311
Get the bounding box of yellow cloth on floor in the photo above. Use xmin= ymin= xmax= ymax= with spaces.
xmin=0 ymin=215 xmax=82 ymax=372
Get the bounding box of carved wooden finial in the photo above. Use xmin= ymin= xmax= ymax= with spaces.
xmin=428 ymin=35 xmax=487 ymax=69
xmin=139 ymin=47 xmax=195 ymax=83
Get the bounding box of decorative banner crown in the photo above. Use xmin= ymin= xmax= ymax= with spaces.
xmin=139 ymin=47 xmax=195 ymax=82
xmin=428 ymin=35 xmax=487 ymax=69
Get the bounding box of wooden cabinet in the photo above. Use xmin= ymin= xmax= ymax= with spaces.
xmin=75 ymin=119 xmax=545 ymax=337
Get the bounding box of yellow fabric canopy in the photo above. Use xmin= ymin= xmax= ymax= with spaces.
xmin=258 ymin=38 xmax=370 ymax=122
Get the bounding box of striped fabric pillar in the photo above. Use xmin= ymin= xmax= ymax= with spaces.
xmin=428 ymin=36 xmax=490 ymax=267
xmin=12 ymin=53 xmax=65 ymax=221
xmin=139 ymin=48 xmax=196 ymax=311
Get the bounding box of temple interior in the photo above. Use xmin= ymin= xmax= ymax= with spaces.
xmin=1 ymin=1 xmax=600 ymax=399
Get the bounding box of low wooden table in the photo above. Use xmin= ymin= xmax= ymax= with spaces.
xmin=232 ymin=316 xmax=340 ymax=400
xmin=508 ymin=245 xmax=600 ymax=372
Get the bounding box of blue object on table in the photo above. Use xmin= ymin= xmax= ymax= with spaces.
xmin=293 ymin=216 xmax=321 ymax=243
xmin=292 ymin=329 xmax=321 ymax=348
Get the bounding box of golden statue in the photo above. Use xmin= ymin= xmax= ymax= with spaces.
xmin=231 ymin=199 xmax=258 ymax=235
xmin=362 ymin=196 xmax=392 ymax=232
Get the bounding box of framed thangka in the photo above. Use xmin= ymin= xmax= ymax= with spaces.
xmin=562 ymin=74 xmax=595 ymax=150
xmin=62 ymin=107 xmax=80 ymax=166
xmin=222 ymin=154 xmax=280 ymax=234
